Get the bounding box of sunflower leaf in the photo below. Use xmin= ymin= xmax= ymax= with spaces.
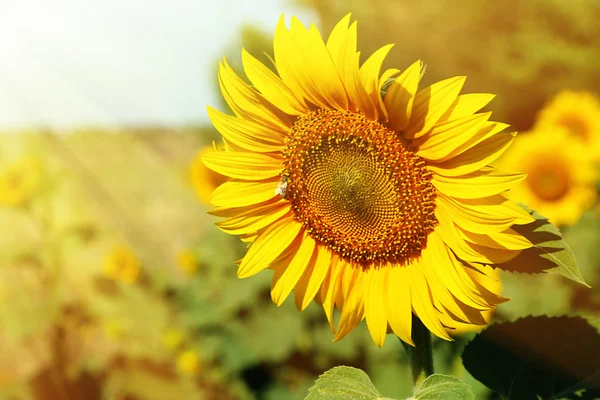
xmin=497 ymin=205 xmax=589 ymax=286
xmin=462 ymin=316 xmax=600 ymax=399
xmin=413 ymin=374 xmax=475 ymax=399
xmin=305 ymin=366 xmax=393 ymax=400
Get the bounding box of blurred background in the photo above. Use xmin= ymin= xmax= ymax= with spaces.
xmin=0 ymin=0 xmax=599 ymax=399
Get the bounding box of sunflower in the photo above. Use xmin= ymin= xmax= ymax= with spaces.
xmin=535 ymin=90 xmax=600 ymax=161
xmin=497 ymin=127 xmax=597 ymax=226
xmin=0 ymin=156 xmax=42 ymax=207
xmin=203 ymin=14 xmax=534 ymax=346
xmin=103 ymin=245 xmax=141 ymax=284
xmin=190 ymin=145 xmax=228 ymax=205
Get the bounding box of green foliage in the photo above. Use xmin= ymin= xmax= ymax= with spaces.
xmin=499 ymin=206 xmax=588 ymax=286
xmin=412 ymin=374 xmax=475 ymax=400
xmin=462 ymin=316 xmax=600 ymax=399
xmin=304 ymin=368 xmax=476 ymax=400
xmin=562 ymin=211 xmax=600 ymax=286
xmin=305 ymin=366 xmax=390 ymax=400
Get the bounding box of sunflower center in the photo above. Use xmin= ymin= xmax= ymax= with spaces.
xmin=282 ymin=109 xmax=437 ymax=266
xmin=527 ymin=161 xmax=570 ymax=202
xmin=557 ymin=114 xmax=590 ymax=142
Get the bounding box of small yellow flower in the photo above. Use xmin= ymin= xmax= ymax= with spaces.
xmin=190 ymin=145 xmax=228 ymax=205
xmin=176 ymin=349 xmax=199 ymax=375
xmin=0 ymin=156 xmax=42 ymax=207
xmin=177 ymin=250 xmax=199 ymax=276
xmin=103 ymin=245 xmax=141 ymax=283
xmin=498 ymin=127 xmax=597 ymax=226
xmin=535 ymin=90 xmax=600 ymax=161
xmin=162 ymin=329 xmax=184 ymax=350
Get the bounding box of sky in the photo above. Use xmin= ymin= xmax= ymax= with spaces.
xmin=0 ymin=0 xmax=315 ymax=129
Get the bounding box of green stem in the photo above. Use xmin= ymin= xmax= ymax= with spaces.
xmin=401 ymin=314 xmax=434 ymax=389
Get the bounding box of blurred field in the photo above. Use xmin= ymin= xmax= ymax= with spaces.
xmin=1 ymin=0 xmax=599 ymax=399
xmin=0 ymin=124 xmax=598 ymax=399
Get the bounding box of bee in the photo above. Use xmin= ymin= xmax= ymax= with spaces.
xmin=275 ymin=173 xmax=290 ymax=199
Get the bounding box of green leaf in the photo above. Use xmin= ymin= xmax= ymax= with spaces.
xmin=462 ymin=316 xmax=600 ymax=399
xmin=562 ymin=211 xmax=600 ymax=285
xmin=305 ymin=366 xmax=391 ymax=400
xmin=413 ymin=374 xmax=475 ymax=400
xmin=497 ymin=206 xmax=589 ymax=286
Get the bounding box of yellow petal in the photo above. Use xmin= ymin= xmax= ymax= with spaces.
xmin=427 ymin=131 xmax=516 ymax=177
xmin=435 ymin=194 xmax=520 ymax=234
xmin=216 ymin=203 xmax=290 ymax=236
xmin=294 ymin=245 xmax=331 ymax=311
xmin=241 ymin=49 xmax=307 ymax=115
xmin=460 ymin=227 xmax=532 ymax=251
xmin=326 ymin=17 xmax=377 ymax=119
xmin=334 ymin=266 xmax=366 ymax=341
xmin=237 ymin=217 xmax=302 ymax=278
xmin=202 ymin=151 xmax=282 ymax=180
xmin=384 ymin=266 xmax=414 ymax=345
xmin=407 ymin=267 xmax=452 ymax=340
xmin=218 ymin=59 xmax=291 ymax=129
xmin=453 ymin=195 xmax=535 ymax=225
xmin=384 ymin=60 xmax=422 ymax=131
xmin=359 ymin=44 xmax=394 ymax=120
xmin=272 ymin=232 xmax=317 ymax=306
xmin=431 ymin=167 xmax=526 ymax=199
xmin=274 ymin=16 xmax=347 ymax=110
xmin=405 ymin=76 xmax=466 ymax=139
xmin=320 ymin=255 xmax=344 ymax=333
xmin=422 ymin=231 xmax=491 ymax=310
xmin=438 ymin=93 xmax=496 ymax=123
xmin=415 ymin=113 xmax=491 ymax=162
xmin=211 ymin=178 xmax=279 ymax=208
xmin=364 ymin=268 xmax=389 ymax=347
xmin=207 ymin=106 xmax=286 ymax=154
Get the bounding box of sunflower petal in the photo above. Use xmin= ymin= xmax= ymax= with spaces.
xmin=238 ymin=217 xmax=302 ymax=278
xmin=272 ymin=232 xmax=317 ymax=306
xmin=432 ymin=166 xmax=526 ymax=199
xmin=274 ymin=16 xmax=348 ymax=110
xmin=423 ymin=231 xmax=491 ymax=310
xmin=384 ymin=60 xmax=422 ymax=131
xmin=216 ymin=204 xmax=291 ymax=236
xmin=428 ymin=131 xmax=516 ymax=176
xmin=211 ymin=179 xmax=279 ymax=208
xmin=202 ymin=151 xmax=282 ymax=180
xmin=359 ymin=44 xmax=394 ymax=121
xmin=320 ymin=255 xmax=343 ymax=333
xmin=435 ymin=194 xmax=516 ymax=234
xmin=295 ymin=246 xmax=331 ymax=311
xmin=408 ymin=267 xmax=452 ymax=340
xmin=405 ymin=76 xmax=466 ymax=139
xmin=207 ymin=107 xmax=285 ymax=153
xmin=364 ymin=268 xmax=388 ymax=347
xmin=334 ymin=266 xmax=366 ymax=341
xmin=385 ymin=267 xmax=413 ymax=345
xmin=438 ymin=93 xmax=496 ymax=123
xmin=218 ymin=59 xmax=291 ymax=129
xmin=241 ymin=49 xmax=307 ymax=115
xmin=416 ymin=113 xmax=491 ymax=161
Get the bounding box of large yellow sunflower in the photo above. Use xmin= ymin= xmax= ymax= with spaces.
xmin=203 ymin=14 xmax=534 ymax=347
xmin=497 ymin=127 xmax=597 ymax=226
xmin=535 ymin=90 xmax=600 ymax=161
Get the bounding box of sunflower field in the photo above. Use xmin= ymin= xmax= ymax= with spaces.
xmin=1 ymin=1 xmax=600 ymax=399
